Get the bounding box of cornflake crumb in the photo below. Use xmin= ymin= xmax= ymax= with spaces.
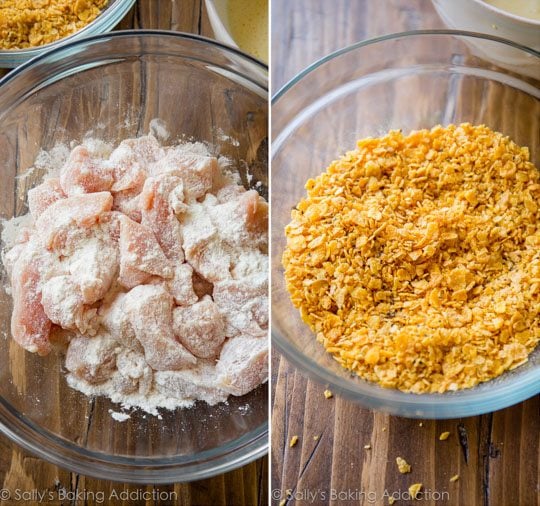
xmin=382 ymin=427 xmax=387 ymax=432
xmin=396 ymin=456 xmax=411 ymax=474
xmin=418 ymin=423 xmax=424 ymax=427
xmin=313 ymin=435 xmax=319 ymax=441
xmin=408 ymin=483 xmax=423 ymax=500
xmin=450 ymin=474 xmax=460 ymax=482
xmin=283 ymin=124 xmax=539 ymax=393
xmin=289 ymin=435 xmax=299 ymax=447
xmin=364 ymin=444 xmax=371 ymax=450
xmin=388 ymin=497 xmax=396 ymax=505
xmin=439 ymin=431 xmax=451 ymax=441
xmin=279 ymin=500 xmax=286 ymax=506
xmin=324 ymin=389 xmax=333 ymax=399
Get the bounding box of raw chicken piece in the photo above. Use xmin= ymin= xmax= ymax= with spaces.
xmin=60 ymin=146 xmax=114 ymax=196
xmin=165 ymin=263 xmax=198 ymax=306
xmin=41 ymin=275 xmax=98 ymax=335
xmin=114 ymin=349 xmax=153 ymax=395
xmin=181 ymin=202 xmax=231 ymax=282
xmin=213 ymin=273 xmax=268 ymax=338
xmin=10 ymin=250 xmax=52 ymax=355
xmin=108 ymin=136 xmax=162 ymax=197
xmin=67 ymin=230 xmax=119 ymax=304
xmin=216 ymin=336 xmax=267 ymax=396
xmin=100 ymin=292 xmax=140 ymax=351
xmin=65 ymin=333 xmax=117 ymax=384
xmin=151 ymin=147 xmax=217 ymax=201
xmin=207 ymin=189 xmax=268 ymax=249
xmin=36 ymin=192 xmax=113 ymax=250
xmin=140 ymin=174 xmax=184 ymax=261
xmin=112 ymin=188 xmax=142 ymax=223
xmin=28 ymin=178 xmax=65 ymax=219
xmin=124 ymin=285 xmax=196 ymax=370
xmin=154 ymin=362 xmax=228 ymax=405
xmin=118 ymin=215 xmax=172 ymax=289
xmin=173 ymin=295 xmax=225 ymax=358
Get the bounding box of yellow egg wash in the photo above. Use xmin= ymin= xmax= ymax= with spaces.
xmin=483 ymin=0 xmax=540 ymax=21
xmin=226 ymin=0 xmax=268 ymax=62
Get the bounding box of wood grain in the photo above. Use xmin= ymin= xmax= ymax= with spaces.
xmin=0 ymin=1 xmax=268 ymax=505
xmin=271 ymin=1 xmax=539 ymax=506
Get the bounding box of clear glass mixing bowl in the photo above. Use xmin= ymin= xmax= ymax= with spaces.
xmin=0 ymin=0 xmax=135 ymax=68
xmin=271 ymin=30 xmax=539 ymax=419
xmin=0 ymin=31 xmax=268 ymax=482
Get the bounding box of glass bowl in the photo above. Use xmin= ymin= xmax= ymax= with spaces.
xmin=271 ymin=30 xmax=539 ymax=419
xmin=0 ymin=31 xmax=268 ymax=482
xmin=0 ymin=0 xmax=135 ymax=68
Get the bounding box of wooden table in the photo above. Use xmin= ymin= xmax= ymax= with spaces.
xmin=270 ymin=2 xmax=539 ymax=506
xmin=0 ymin=1 xmax=268 ymax=505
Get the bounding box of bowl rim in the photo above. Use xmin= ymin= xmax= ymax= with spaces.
xmin=0 ymin=0 xmax=137 ymax=62
xmin=0 ymin=29 xmax=268 ymax=89
xmin=467 ymin=0 xmax=540 ymax=26
xmin=271 ymin=29 xmax=540 ymax=419
xmin=272 ymin=29 xmax=539 ymax=102
xmin=0 ymin=30 xmax=268 ymax=482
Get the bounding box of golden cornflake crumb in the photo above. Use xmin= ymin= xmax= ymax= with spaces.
xmin=388 ymin=497 xmax=396 ymax=505
xmin=439 ymin=431 xmax=451 ymax=441
xmin=289 ymin=435 xmax=299 ymax=447
xmin=450 ymin=474 xmax=460 ymax=482
xmin=279 ymin=500 xmax=286 ymax=506
xmin=364 ymin=444 xmax=371 ymax=449
xmin=382 ymin=427 xmax=387 ymax=432
xmin=408 ymin=483 xmax=423 ymax=500
xmin=324 ymin=389 xmax=333 ymax=398
xmin=283 ymin=124 xmax=540 ymax=393
xmin=396 ymin=456 xmax=411 ymax=474
xmin=286 ymin=489 xmax=292 ymax=497
xmin=0 ymin=0 xmax=108 ymax=50
xmin=418 ymin=423 xmax=424 ymax=427
xmin=313 ymin=435 xmax=319 ymax=440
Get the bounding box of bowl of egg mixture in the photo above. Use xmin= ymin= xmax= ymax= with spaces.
xmin=205 ymin=0 xmax=268 ymax=63
xmin=432 ymin=0 xmax=540 ymax=77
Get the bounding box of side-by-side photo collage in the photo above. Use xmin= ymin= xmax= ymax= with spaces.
xmin=0 ymin=1 xmax=538 ymax=505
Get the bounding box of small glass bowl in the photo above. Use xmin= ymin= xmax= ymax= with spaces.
xmin=0 ymin=0 xmax=135 ymax=68
xmin=271 ymin=30 xmax=540 ymax=419
xmin=0 ymin=31 xmax=268 ymax=482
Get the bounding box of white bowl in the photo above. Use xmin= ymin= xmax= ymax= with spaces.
xmin=432 ymin=0 xmax=540 ymax=77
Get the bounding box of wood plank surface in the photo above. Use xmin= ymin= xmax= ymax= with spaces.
xmin=270 ymin=2 xmax=539 ymax=506
xmin=0 ymin=1 xmax=268 ymax=505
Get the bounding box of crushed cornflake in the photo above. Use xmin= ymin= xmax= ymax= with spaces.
xmin=450 ymin=474 xmax=460 ymax=482
xmin=408 ymin=483 xmax=423 ymax=500
xmin=324 ymin=389 xmax=333 ymax=399
xmin=289 ymin=435 xmax=299 ymax=447
xmin=313 ymin=435 xmax=319 ymax=440
xmin=396 ymin=456 xmax=411 ymax=474
xmin=439 ymin=431 xmax=450 ymax=441
xmin=364 ymin=444 xmax=371 ymax=449
xmin=283 ymin=124 xmax=540 ymax=393
xmin=0 ymin=0 xmax=108 ymax=50
xmin=388 ymin=498 xmax=396 ymax=505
